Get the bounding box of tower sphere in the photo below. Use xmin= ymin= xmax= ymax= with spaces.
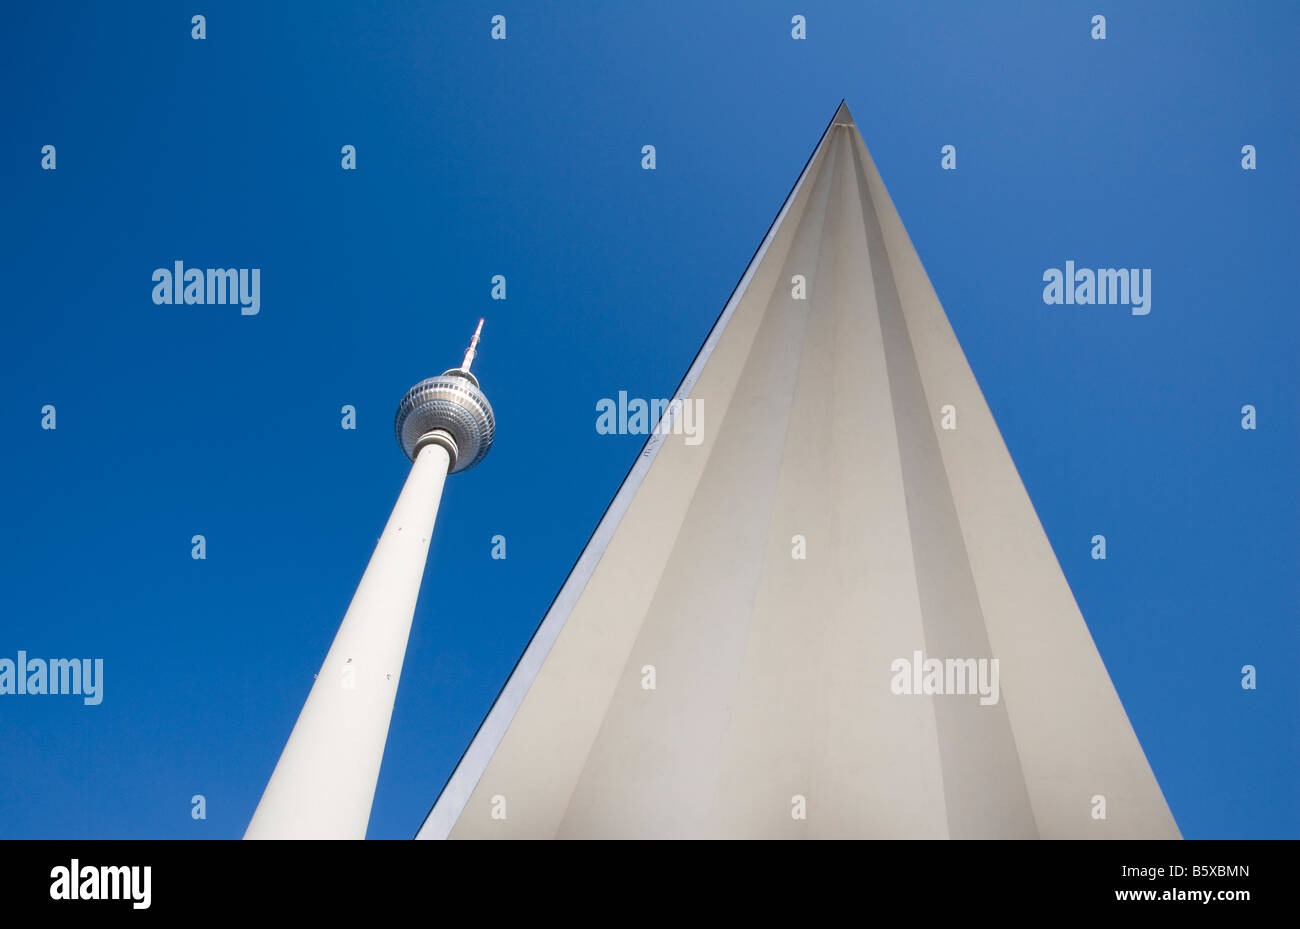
xmin=394 ymin=367 xmax=495 ymax=472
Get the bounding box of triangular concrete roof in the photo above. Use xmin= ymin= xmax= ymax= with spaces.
xmin=417 ymin=101 xmax=1179 ymax=839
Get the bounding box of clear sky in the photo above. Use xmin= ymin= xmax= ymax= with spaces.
xmin=1 ymin=1 xmax=1296 ymax=839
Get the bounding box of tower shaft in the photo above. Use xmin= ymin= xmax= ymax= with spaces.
xmin=245 ymin=443 xmax=451 ymax=839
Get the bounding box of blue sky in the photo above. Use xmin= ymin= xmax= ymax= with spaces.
xmin=1 ymin=1 xmax=1295 ymax=839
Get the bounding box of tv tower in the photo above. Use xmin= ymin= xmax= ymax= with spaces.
xmin=246 ymin=321 xmax=495 ymax=839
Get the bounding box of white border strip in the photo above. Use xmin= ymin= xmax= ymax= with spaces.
xmin=415 ymin=114 xmax=840 ymax=840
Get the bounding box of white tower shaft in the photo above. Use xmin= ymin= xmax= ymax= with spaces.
xmin=245 ymin=442 xmax=452 ymax=839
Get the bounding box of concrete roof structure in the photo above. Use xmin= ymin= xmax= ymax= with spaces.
xmin=417 ymin=102 xmax=1179 ymax=839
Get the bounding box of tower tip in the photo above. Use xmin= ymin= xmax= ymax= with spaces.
xmin=461 ymin=318 xmax=485 ymax=373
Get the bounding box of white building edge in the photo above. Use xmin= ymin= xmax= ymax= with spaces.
xmin=411 ymin=101 xmax=1180 ymax=839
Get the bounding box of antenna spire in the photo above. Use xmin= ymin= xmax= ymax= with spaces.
xmin=461 ymin=318 xmax=485 ymax=372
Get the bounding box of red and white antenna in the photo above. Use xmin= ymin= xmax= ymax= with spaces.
xmin=461 ymin=317 xmax=485 ymax=372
